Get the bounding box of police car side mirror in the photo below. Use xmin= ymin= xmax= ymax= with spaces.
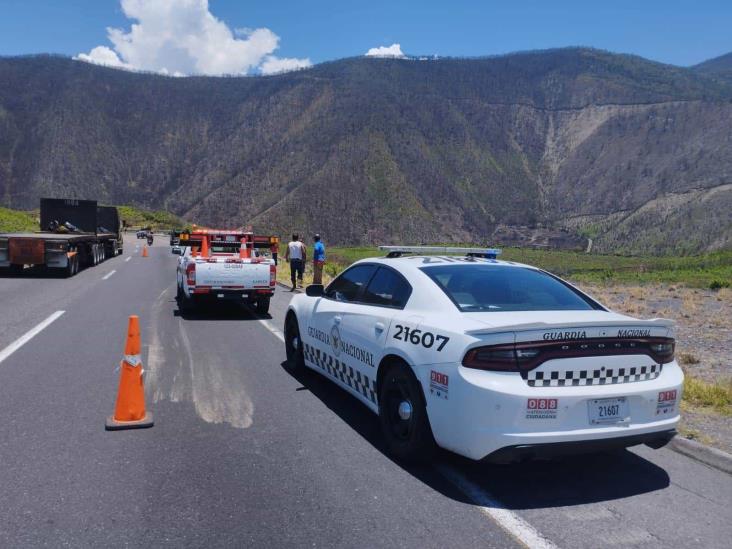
xmin=306 ymin=284 xmax=324 ymax=297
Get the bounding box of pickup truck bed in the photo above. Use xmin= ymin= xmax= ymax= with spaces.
xmin=176 ymin=254 xmax=276 ymax=314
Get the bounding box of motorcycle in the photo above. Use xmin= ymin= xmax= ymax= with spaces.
xmin=147 ymin=234 xmax=154 ymax=246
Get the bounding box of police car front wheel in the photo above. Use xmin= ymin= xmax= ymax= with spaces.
xmin=284 ymin=314 xmax=305 ymax=374
xmin=379 ymin=362 xmax=435 ymax=462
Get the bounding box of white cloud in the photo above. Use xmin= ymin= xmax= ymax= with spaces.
xmin=260 ymin=55 xmax=312 ymax=75
xmin=365 ymin=43 xmax=406 ymax=58
xmin=75 ymin=0 xmax=311 ymax=76
xmin=76 ymin=46 xmax=132 ymax=70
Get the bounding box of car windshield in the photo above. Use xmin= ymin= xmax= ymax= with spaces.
xmin=420 ymin=264 xmax=600 ymax=312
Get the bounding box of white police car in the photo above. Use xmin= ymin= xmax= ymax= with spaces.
xmin=284 ymin=247 xmax=682 ymax=462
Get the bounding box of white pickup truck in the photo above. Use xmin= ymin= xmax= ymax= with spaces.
xmin=174 ymin=231 xmax=278 ymax=314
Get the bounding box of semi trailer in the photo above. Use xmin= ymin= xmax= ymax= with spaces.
xmin=0 ymin=198 xmax=123 ymax=277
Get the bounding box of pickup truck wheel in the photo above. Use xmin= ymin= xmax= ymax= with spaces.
xmin=255 ymin=296 xmax=270 ymax=315
xmin=284 ymin=314 xmax=305 ymax=374
xmin=179 ymin=293 xmax=195 ymax=313
xmin=379 ymin=362 xmax=436 ymax=463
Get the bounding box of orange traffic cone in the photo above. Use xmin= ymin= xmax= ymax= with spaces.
xmin=142 ymin=245 xmax=148 ymax=258
xmin=239 ymin=238 xmax=250 ymax=259
xmin=200 ymin=235 xmax=210 ymax=257
xmin=105 ymin=315 xmax=154 ymax=430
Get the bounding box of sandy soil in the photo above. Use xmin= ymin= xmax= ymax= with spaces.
xmin=579 ymin=283 xmax=732 ymax=453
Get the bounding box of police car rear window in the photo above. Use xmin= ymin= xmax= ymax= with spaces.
xmin=420 ymin=264 xmax=600 ymax=312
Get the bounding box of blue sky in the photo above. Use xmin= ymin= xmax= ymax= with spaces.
xmin=1 ymin=0 xmax=730 ymax=74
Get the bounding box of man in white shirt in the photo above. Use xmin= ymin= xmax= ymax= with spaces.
xmin=285 ymin=234 xmax=307 ymax=291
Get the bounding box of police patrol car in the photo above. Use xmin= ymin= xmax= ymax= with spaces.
xmin=284 ymin=247 xmax=682 ymax=463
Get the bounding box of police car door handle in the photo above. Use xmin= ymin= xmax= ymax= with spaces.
xmin=333 ymin=315 xmax=342 ymax=325
xmin=374 ymin=322 xmax=385 ymax=333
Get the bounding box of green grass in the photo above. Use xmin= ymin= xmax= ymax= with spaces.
xmin=0 ymin=207 xmax=38 ymax=232
xmin=323 ymin=246 xmax=732 ymax=289
xmin=115 ymin=205 xmax=186 ymax=230
xmin=682 ymin=374 xmax=732 ymax=416
xmin=1 ymin=205 xmax=187 ymax=233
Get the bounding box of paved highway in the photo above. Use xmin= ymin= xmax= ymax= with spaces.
xmin=0 ymin=235 xmax=729 ymax=548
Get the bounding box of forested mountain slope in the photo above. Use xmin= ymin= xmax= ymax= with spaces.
xmin=1 ymin=48 xmax=731 ymax=253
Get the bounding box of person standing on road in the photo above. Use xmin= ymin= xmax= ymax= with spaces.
xmin=312 ymin=234 xmax=326 ymax=285
xmin=285 ymin=234 xmax=306 ymax=291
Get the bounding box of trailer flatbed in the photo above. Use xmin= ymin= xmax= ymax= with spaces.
xmin=0 ymin=199 xmax=123 ymax=277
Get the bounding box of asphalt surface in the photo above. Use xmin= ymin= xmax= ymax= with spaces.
xmin=0 ymin=235 xmax=730 ymax=548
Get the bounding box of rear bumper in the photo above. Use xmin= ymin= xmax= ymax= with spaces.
xmin=188 ymin=288 xmax=273 ymax=301
xmin=484 ymin=429 xmax=676 ymax=463
xmin=0 ymin=250 xmax=69 ymax=268
xmin=416 ymin=359 xmax=684 ymax=461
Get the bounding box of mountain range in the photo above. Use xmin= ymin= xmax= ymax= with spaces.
xmin=1 ymin=47 xmax=731 ymax=253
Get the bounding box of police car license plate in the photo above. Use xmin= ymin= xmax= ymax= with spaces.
xmin=588 ymin=397 xmax=629 ymax=425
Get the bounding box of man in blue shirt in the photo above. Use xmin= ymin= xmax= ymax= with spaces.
xmin=312 ymin=234 xmax=326 ymax=285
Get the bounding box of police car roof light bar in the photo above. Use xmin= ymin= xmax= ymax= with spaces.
xmin=379 ymin=246 xmax=502 ymax=259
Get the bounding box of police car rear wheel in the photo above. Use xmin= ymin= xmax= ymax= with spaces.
xmin=379 ymin=362 xmax=435 ymax=462
xmin=284 ymin=315 xmax=305 ymax=374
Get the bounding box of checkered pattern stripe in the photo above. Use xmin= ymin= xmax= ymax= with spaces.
xmin=526 ymin=364 xmax=661 ymax=387
xmin=304 ymin=344 xmax=377 ymax=403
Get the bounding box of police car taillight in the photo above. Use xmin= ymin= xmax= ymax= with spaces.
xmin=463 ymin=337 xmax=676 ymax=372
xmin=186 ymin=263 xmax=196 ymax=285
xmin=462 ymin=344 xmax=527 ymax=372
xmin=650 ymin=341 xmax=675 ymax=362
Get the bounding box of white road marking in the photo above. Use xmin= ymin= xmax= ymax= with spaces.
xmin=0 ymin=311 xmax=66 ymax=366
xmin=257 ymin=319 xmax=285 ymax=342
xmin=102 ymin=270 xmax=116 ymax=280
xmin=125 ymin=256 xmax=132 ymax=262
xmin=435 ymin=465 xmax=558 ymax=549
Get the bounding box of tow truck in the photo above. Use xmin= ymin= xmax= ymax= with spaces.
xmin=174 ymin=230 xmax=279 ymax=314
xmin=0 ymin=198 xmax=123 ymax=277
